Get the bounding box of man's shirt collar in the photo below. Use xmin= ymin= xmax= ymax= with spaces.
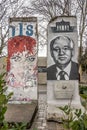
xmin=56 ymin=62 xmax=71 ymax=80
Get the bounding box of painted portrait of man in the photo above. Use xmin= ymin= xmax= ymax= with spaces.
xmin=47 ymin=36 xmax=79 ymax=80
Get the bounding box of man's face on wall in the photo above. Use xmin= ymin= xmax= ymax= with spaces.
xmin=51 ymin=37 xmax=73 ymax=67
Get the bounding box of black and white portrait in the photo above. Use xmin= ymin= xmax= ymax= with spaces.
xmin=47 ymin=35 xmax=79 ymax=80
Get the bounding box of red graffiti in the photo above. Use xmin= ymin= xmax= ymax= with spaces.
xmin=7 ymin=36 xmax=36 ymax=71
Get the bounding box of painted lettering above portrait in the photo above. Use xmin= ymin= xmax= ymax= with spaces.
xmin=9 ymin=17 xmax=37 ymax=38
xmin=9 ymin=23 xmax=34 ymax=37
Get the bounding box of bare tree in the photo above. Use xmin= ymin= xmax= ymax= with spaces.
xmin=75 ymin=0 xmax=87 ymax=76
xmin=0 ymin=0 xmax=87 ymax=63
xmin=31 ymin=0 xmax=72 ymax=21
xmin=77 ymin=0 xmax=87 ymax=58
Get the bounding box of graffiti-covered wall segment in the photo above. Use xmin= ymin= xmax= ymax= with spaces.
xmin=7 ymin=36 xmax=37 ymax=88
xmin=6 ymin=18 xmax=38 ymax=101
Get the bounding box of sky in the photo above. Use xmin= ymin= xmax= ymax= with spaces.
xmin=38 ymin=45 xmax=47 ymax=57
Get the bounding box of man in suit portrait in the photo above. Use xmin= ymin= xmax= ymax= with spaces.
xmin=47 ymin=36 xmax=79 ymax=80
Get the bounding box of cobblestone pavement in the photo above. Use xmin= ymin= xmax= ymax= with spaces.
xmin=30 ymin=91 xmax=64 ymax=130
xmin=30 ymin=92 xmax=47 ymax=130
xmin=36 ymin=92 xmax=47 ymax=130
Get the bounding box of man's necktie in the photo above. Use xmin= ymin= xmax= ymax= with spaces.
xmin=59 ymin=71 xmax=66 ymax=80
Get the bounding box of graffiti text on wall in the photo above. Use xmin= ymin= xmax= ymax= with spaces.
xmin=9 ymin=23 xmax=34 ymax=37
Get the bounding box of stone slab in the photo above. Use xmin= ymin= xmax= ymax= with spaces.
xmin=5 ymin=101 xmax=38 ymax=128
xmin=47 ymin=121 xmax=64 ymax=130
xmin=47 ymin=121 xmax=56 ymax=130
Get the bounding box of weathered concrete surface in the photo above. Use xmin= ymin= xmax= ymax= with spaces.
xmin=5 ymin=101 xmax=37 ymax=128
xmin=47 ymin=121 xmax=64 ymax=130
xmin=47 ymin=81 xmax=84 ymax=121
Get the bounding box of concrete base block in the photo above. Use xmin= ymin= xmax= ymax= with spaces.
xmin=47 ymin=101 xmax=84 ymax=122
xmin=5 ymin=100 xmax=38 ymax=128
xmin=47 ymin=81 xmax=84 ymax=121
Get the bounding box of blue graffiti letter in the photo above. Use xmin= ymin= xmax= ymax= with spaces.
xmin=19 ymin=23 xmax=23 ymax=36
xmin=26 ymin=25 xmax=33 ymax=36
xmin=9 ymin=25 xmax=15 ymax=37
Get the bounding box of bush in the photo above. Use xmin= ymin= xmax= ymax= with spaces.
xmin=0 ymin=72 xmax=13 ymax=129
xmin=59 ymin=89 xmax=87 ymax=130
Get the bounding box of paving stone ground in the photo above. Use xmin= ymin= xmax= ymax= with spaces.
xmin=37 ymin=92 xmax=47 ymax=130
xmin=30 ymin=85 xmax=64 ymax=130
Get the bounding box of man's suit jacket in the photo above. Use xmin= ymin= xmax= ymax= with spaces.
xmin=47 ymin=61 xmax=79 ymax=80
